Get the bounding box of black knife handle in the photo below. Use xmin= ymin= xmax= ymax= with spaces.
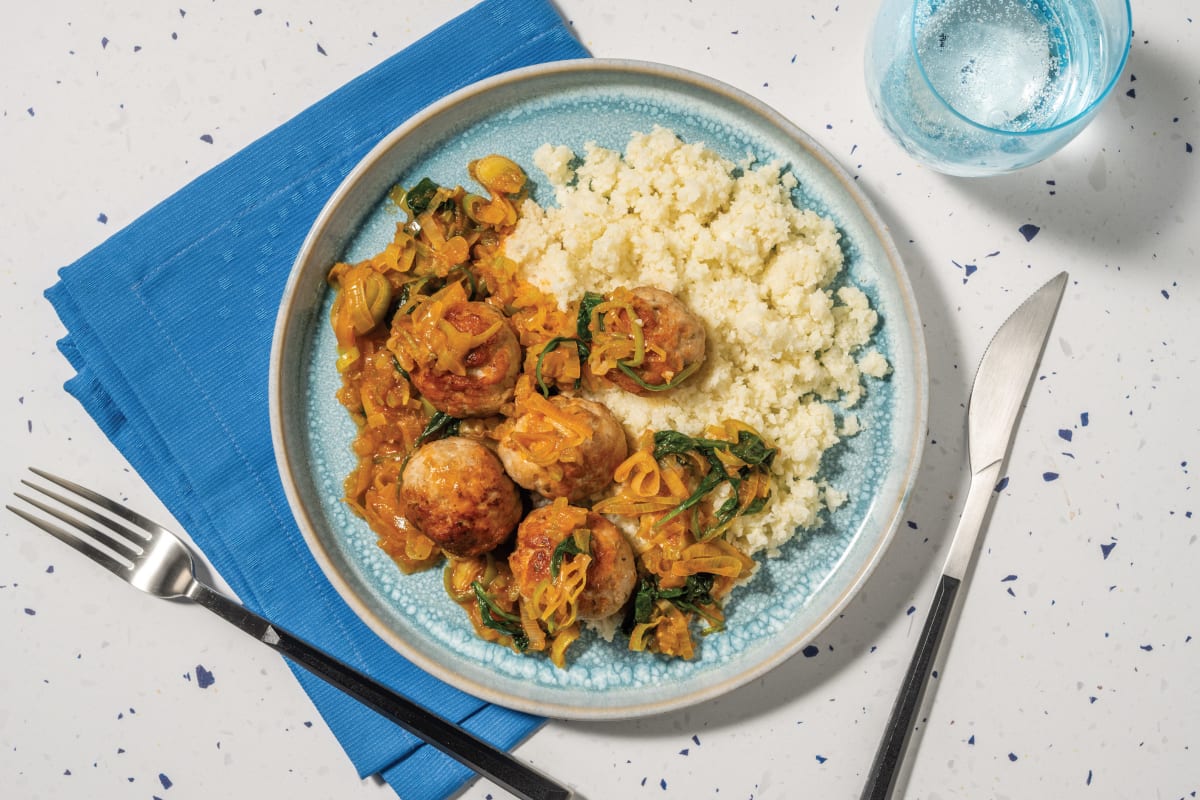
xmin=860 ymin=573 xmax=961 ymax=800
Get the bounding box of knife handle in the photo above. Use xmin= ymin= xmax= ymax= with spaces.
xmin=860 ymin=573 xmax=961 ymax=800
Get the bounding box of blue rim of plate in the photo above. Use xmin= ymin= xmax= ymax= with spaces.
xmin=270 ymin=59 xmax=928 ymax=720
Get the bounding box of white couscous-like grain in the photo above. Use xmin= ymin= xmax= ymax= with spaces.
xmin=504 ymin=126 xmax=887 ymax=556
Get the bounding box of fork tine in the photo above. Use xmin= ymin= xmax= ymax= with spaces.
xmin=6 ymin=501 xmax=133 ymax=579
xmin=19 ymin=480 xmax=146 ymax=557
xmin=28 ymin=467 xmax=164 ymax=536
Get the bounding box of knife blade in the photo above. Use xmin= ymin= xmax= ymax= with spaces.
xmin=860 ymin=271 xmax=1069 ymax=800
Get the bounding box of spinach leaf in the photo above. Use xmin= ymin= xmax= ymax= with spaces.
xmin=471 ymin=581 xmax=529 ymax=651
xmin=404 ymin=177 xmax=440 ymax=217
xmin=729 ymin=429 xmax=777 ymax=468
xmin=414 ymin=411 xmax=460 ymax=448
xmin=658 ymin=467 xmax=727 ymax=527
xmin=630 ymin=573 xmax=723 ymax=632
xmin=650 ymin=428 xmax=777 ymax=538
xmin=533 ymin=336 xmax=578 ymax=396
xmin=615 ymin=360 xmax=701 ymax=393
xmin=576 ymin=291 xmax=606 ymax=342
xmin=653 ymin=430 xmax=726 ymax=460
xmin=742 ymin=494 xmax=770 ymax=516
xmin=550 ymin=531 xmax=591 ymax=579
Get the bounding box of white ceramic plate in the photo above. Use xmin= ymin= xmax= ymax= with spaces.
xmin=270 ymin=59 xmax=927 ymax=720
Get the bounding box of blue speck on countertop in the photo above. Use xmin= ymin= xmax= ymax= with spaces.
xmin=951 ymin=259 xmax=977 ymax=283
xmin=802 ymin=644 xmax=820 ymax=657
xmin=995 ymin=476 xmax=1010 ymax=492
xmin=195 ymin=664 xmax=215 ymax=688
xmin=1043 ymin=472 xmax=1059 ymax=482
xmin=1101 ymin=541 xmax=1117 ymax=559
xmin=1019 ymin=224 xmax=1040 ymax=241
xmin=158 ymin=773 xmax=172 ymax=789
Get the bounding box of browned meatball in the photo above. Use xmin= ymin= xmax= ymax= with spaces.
xmin=495 ymin=391 xmax=628 ymax=501
xmin=391 ymin=299 xmax=521 ymax=418
xmin=509 ymin=502 xmax=636 ymax=621
xmin=588 ymin=286 xmax=706 ymax=395
xmin=400 ymin=436 xmax=521 ymax=557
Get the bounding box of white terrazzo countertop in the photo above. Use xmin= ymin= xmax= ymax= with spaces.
xmin=2 ymin=1 xmax=1196 ymax=798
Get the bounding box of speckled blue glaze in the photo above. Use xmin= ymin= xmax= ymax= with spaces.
xmin=275 ymin=60 xmax=927 ymax=719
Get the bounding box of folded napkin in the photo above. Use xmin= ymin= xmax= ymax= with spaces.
xmin=45 ymin=1 xmax=588 ymax=798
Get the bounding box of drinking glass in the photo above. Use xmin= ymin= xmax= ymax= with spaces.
xmin=865 ymin=0 xmax=1132 ymax=176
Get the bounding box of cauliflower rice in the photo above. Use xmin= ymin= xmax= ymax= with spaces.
xmin=505 ymin=126 xmax=888 ymax=556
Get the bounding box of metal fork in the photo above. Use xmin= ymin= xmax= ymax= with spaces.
xmin=7 ymin=467 xmax=572 ymax=800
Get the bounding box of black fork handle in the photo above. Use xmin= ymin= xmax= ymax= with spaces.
xmin=186 ymin=581 xmax=572 ymax=800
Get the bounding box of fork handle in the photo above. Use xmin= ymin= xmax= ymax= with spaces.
xmin=185 ymin=581 xmax=571 ymax=800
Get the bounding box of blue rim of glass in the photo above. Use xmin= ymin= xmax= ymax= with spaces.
xmin=910 ymin=0 xmax=1132 ymax=136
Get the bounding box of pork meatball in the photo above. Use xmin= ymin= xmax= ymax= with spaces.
xmin=588 ymin=286 xmax=706 ymax=395
xmin=496 ymin=390 xmax=628 ymax=501
xmin=391 ymin=299 xmax=521 ymax=418
xmin=400 ymin=436 xmax=521 ymax=557
xmin=509 ymin=502 xmax=636 ymax=621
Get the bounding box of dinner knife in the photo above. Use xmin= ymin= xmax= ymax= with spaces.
xmin=860 ymin=271 xmax=1069 ymax=800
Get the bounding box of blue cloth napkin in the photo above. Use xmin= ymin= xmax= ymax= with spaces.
xmin=44 ymin=2 xmax=588 ymax=798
